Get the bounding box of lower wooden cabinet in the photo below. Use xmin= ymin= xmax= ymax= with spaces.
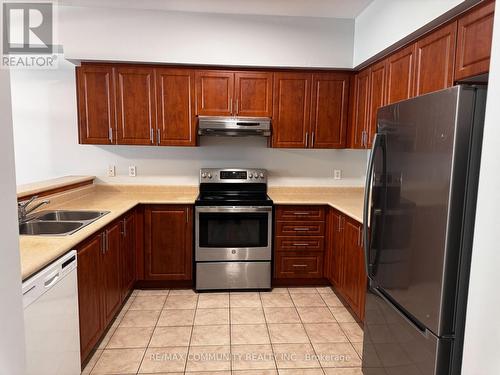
xmin=144 ymin=205 xmax=193 ymax=280
xmin=325 ymin=207 xmax=366 ymax=321
xmin=121 ymin=210 xmax=136 ymax=299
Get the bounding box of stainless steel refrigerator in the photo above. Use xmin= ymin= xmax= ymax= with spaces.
xmin=362 ymin=85 xmax=487 ymax=375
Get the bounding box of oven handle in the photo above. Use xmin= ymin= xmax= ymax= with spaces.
xmin=195 ymin=206 xmax=272 ymax=213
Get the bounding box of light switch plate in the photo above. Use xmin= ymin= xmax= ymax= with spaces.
xmin=334 ymin=169 xmax=342 ymax=180
xmin=128 ymin=166 xmax=137 ymax=177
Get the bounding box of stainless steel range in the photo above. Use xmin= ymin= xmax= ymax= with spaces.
xmin=195 ymin=168 xmax=273 ymax=291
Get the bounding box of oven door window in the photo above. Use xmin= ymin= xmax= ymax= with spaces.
xmin=198 ymin=212 xmax=268 ymax=248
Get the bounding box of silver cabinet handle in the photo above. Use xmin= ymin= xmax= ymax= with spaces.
xmin=101 ymin=232 xmax=105 ymax=254
xmin=157 ymin=128 xmax=161 ymax=145
xmin=292 ymin=264 xmax=308 ymax=268
xmin=229 ymin=98 xmax=233 ymax=115
xmin=293 ymin=227 xmax=310 ymax=231
xmin=305 ymin=132 xmax=309 ymax=147
xmin=293 ymin=212 xmax=312 ymax=216
xmin=108 ymin=127 xmax=113 ymax=143
xmin=235 ymin=99 xmax=239 ymax=114
xmin=150 ymin=128 xmax=154 ymax=144
xmin=293 ymin=243 xmax=310 ymax=246
xmin=311 ymin=132 xmax=315 ymax=147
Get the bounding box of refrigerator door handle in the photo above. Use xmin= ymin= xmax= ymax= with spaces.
xmin=363 ymin=133 xmax=381 ymax=278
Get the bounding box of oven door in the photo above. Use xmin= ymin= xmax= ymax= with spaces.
xmin=195 ymin=206 xmax=272 ymax=261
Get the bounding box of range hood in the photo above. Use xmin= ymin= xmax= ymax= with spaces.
xmin=198 ymin=116 xmax=271 ymax=137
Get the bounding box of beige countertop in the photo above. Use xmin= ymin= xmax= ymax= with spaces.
xmin=17 ymin=175 xmax=95 ymax=198
xmin=19 ymin=183 xmax=364 ymax=280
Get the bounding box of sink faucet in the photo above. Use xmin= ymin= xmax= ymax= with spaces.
xmin=18 ymin=195 xmax=50 ymax=223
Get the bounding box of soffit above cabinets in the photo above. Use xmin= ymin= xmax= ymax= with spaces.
xmin=60 ymin=0 xmax=374 ymax=19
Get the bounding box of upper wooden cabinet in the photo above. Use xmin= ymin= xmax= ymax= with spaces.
xmin=367 ymin=61 xmax=387 ymax=148
xmin=414 ymin=22 xmax=457 ymax=96
xmin=348 ymin=68 xmax=370 ymax=149
xmin=156 ymin=68 xmax=196 ymax=146
xmin=310 ymin=72 xmax=350 ymax=148
xmin=195 ymin=70 xmax=234 ymax=116
xmin=234 ymin=72 xmax=273 ymax=117
xmin=385 ymin=44 xmax=416 ymax=105
xmin=144 ymin=205 xmax=193 ymax=281
xmin=455 ymin=0 xmax=495 ymax=80
xmin=272 ymin=72 xmax=350 ymax=149
xmin=195 ymin=70 xmax=273 ymax=117
xmin=272 ymin=72 xmax=312 ymax=148
xmin=76 ymin=65 xmax=115 ymax=144
xmin=115 ymin=66 xmax=156 ymax=145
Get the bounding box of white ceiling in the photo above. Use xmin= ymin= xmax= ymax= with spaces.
xmin=60 ymin=0 xmax=374 ymax=19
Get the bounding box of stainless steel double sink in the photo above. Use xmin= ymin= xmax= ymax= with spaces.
xmin=19 ymin=210 xmax=110 ymax=236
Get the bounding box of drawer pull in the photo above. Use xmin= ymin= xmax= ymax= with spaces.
xmin=292 ymin=264 xmax=308 ymax=268
xmin=293 ymin=212 xmax=312 ymax=215
xmin=293 ymin=228 xmax=310 ymax=231
xmin=293 ymin=243 xmax=310 ymax=246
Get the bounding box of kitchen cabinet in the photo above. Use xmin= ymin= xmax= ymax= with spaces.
xmin=272 ymin=72 xmax=312 ymax=148
xmin=367 ymin=61 xmax=387 ymax=148
xmin=76 ymin=65 xmax=116 ymax=145
xmin=455 ymin=0 xmax=495 ymax=81
xmin=77 ymin=234 xmax=103 ymax=362
xmin=274 ymin=205 xmax=326 ymax=280
xmin=195 ymin=70 xmax=234 ymax=116
xmin=309 ymin=72 xmax=350 ymax=148
xmin=144 ymin=205 xmax=193 ymax=280
xmin=115 ymin=66 xmax=156 ymax=145
xmin=348 ymin=68 xmax=370 ymax=149
xmin=156 ymin=68 xmax=197 ymax=146
xmin=385 ymin=44 xmax=416 ymax=105
xmin=102 ymin=222 xmax=122 ymax=323
xmin=121 ymin=211 xmax=136 ymax=300
xmin=414 ymin=22 xmax=457 ymax=96
xmin=325 ymin=208 xmax=366 ymax=321
xmin=234 ymin=71 xmax=273 ymax=117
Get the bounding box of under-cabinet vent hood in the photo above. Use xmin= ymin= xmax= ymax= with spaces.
xmin=198 ymin=116 xmax=271 ymax=137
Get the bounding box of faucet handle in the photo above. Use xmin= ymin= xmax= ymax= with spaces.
xmin=18 ymin=195 xmax=38 ymax=208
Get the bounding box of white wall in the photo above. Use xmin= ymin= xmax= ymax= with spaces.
xmin=11 ymin=59 xmax=368 ymax=186
xmin=60 ymin=6 xmax=354 ymax=68
xmin=0 ymin=69 xmax=25 ymax=373
xmin=353 ymin=0 xmax=464 ymax=66
xmin=461 ymin=5 xmax=500 ymax=374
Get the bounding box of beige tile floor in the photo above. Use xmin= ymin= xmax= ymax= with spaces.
xmin=82 ymin=287 xmax=364 ymax=375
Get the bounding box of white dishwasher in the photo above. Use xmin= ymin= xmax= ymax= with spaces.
xmin=22 ymin=250 xmax=81 ymax=375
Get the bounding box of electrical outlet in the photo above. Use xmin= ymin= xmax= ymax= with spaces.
xmin=334 ymin=169 xmax=342 ymax=180
xmin=107 ymin=165 xmax=116 ymax=177
xmin=128 ymin=166 xmax=137 ymax=177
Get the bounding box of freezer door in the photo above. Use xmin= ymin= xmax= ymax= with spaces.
xmin=363 ymin=286 xmax=453 ymax=375
xmin=367 ymin=86 xmax=479 ymax=336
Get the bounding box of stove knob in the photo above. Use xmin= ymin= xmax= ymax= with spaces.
xmin=259 ymin=173 xmax=264 ymax=179
xmin=208 ymin=173 xmax=213 ymax=179
xmin=201 ymin=172 xmax=207 ymax=178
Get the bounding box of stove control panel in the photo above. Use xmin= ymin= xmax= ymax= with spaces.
xmin=200 ymin=168 xmax=267 ymax=183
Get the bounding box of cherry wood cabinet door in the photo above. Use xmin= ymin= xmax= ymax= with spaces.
xmin=77 ymin=234 xmax=103 ymax=362
xmin=156 ymin=68 xmax=196 ymax=146
xmin=310 ymin=72 xmax=350 ymax=148
xmin=342 ymin=218 xmax=366 ymax=321
xmin=272 ymin=72 xmax=312 ymax=148
xmin=234 ymin=71 xmax=273 ymax=117
xmin=76 ymin=65 xmax=116 ymax=145
xmin=145 ymin=205 xmax=193 ymax=280
xmin=115 ymin=66 xmax=156 ymax=145
xmin=414 ymin=22 xmax=457 ymax=96
xmin=367 ymin=61 xmax=387 ymax=149
xmin=328 ymin=209 xmax=345 ymax=290
xmin=385 ymin=44 xmax=417 ymax=105
xmin=455 ymin=0 xmax=495 ymax=80
xmin=195 ymin=70 xmax=234 ymax=116
xmin=121 ymin=212 xmax=136 ymax=299
xmin=348 ymin=69 xmax=370 ymax=149
xmin=102 ymin=222 xmax=122 ymax=324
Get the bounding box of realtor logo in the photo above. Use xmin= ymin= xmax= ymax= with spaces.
xmin=3 ymin=2 xmax=53 ymax=54
xmin=2 ymin=2 xmax=57 ymax=69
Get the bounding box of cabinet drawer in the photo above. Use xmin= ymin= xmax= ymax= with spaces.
xmin=276 ymin=206 xmax=325 ymax=221
xmin=275 ymin=253 xmax=324 ymax=278
xmin=276 ymin=236 xmax=324 ymax=252
xmin=276 ymin=221 xmax=325 ymax=236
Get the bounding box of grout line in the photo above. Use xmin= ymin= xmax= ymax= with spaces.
xmin=183 ymin=289 xmax=199 ymax=373
xmin=259 ymin=288 xmax=279 ymax=372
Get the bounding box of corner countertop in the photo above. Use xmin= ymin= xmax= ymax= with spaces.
xmin=17 ymin=175 xmax=96 ymax=198
xmin=19 ymin=184 xmax=364 ymax=281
